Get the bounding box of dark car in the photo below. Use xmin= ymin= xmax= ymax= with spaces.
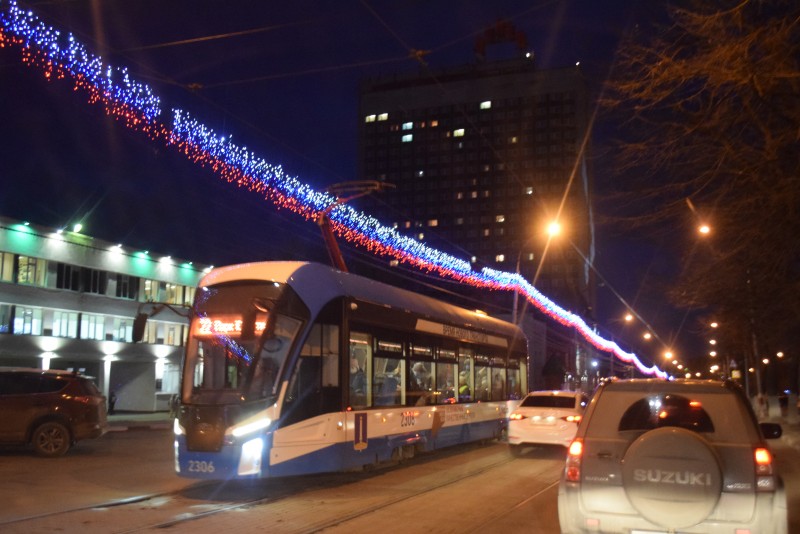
xmin=558 ymin=378 xmax=787 ymax=533
xmin=0 ymin=367 xmax=108 ymax=457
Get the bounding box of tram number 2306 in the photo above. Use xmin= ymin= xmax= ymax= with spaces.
xmin=187 ymin=460 xmax=216 ymax=473
xmin=400 ymin=411 xmax=417 ymax=427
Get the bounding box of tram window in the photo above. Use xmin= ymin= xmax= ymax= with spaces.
xmin=475 ymin=365 xmax=490 ymax=401
xmin=491 ymin=368 xmax=506 ymax=400
xmin=408 ymin=361 xmax=433 ymax=406
xmin=507 ymin=366 xmax=522 ymax=400
xmin=374 ymin=356 xmax=403 ymax=406
xmin=410 ymin=342 xmax=433 ymax=358
xmin=458 ymin=350 xmax=473 ymax=402
xmin=435 ymin=362 xmax=457 ymax=403
xmin=349 ymin=331 xmax=372 ymax=408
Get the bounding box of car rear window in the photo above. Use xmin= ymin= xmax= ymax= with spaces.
xmin=520 ymin=395 xmax=576 ymax=409
xmin=619 ymin=394 xmax=714 ymax=433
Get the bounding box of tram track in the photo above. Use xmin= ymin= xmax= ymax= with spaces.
xmin=3 ymin=442 xmax=526 ymax=533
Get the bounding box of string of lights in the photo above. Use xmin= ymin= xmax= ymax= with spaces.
xmin=0 ymin=0 xmax=667 ymax=379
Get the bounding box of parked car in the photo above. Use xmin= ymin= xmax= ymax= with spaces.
xmin=507 ymin=390 xmax=588 ymax=454
xmin=0 ymin=368 xmax=108 ymax=457
xmin=558 ymin=378 xmax=787 ymax=533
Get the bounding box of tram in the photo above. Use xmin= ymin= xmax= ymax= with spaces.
xmin=173 ymin=261 xmax=528 ymax=479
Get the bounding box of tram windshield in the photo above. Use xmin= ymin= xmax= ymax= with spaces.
xmin=182 ymin=281 xmax=303 ymax=405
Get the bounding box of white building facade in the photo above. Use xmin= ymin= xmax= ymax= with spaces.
xmin=0 ymin=216 xmax=208 ymax=412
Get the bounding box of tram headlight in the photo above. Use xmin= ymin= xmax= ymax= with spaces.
xmin=173 ymin=418 xmax=186 ymax=436
xmin=237 ymin=437 xmax=264 ymax=476
xmin=228 ymin=416 xmax=272 ymax=438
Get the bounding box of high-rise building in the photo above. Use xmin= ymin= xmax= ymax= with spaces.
xmin=357 ymin=39 xmax=598 ymax=390
xmin=359 ymin=61 xmax=594 ymax=310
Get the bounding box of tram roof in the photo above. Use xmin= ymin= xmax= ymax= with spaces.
xmin=200 ymin=261 xmax=523 ymax=340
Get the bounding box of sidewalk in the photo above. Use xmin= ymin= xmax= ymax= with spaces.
xmin=107 ymin=411 xmax=173 ymax=432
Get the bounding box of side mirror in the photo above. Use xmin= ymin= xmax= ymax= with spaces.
xmin=760 ymin=422 xmax=783 ymax=439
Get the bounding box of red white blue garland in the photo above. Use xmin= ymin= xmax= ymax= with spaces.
xmin=0 ymin=0 xmax=667 ymax=378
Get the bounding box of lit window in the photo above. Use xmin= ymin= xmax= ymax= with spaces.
xmin=430 ymin=120 xmax=439 ymax=127
xmin=402 ymin=122 xmax=413 ymax=130
xmin=471 ymin=256 xmax=477 ymax=263
xmin=365 ymin=114 xmax=376 ymax=123
xmin=480 ymin=101 xmax=492 ymax=110
xmin=378 ymin=113 xmax=389 ymax=121
xmin=496 ymin=254 xmax=506 ymax=262
xmin=402 ymin=134 xmax=413 ymax=143
xmin=483 ymin=229 xmax=490 ymax=237
xmin=453 ymin=128 xmax=465 ymax=137
xmin=496 ymin=215 xmax=505 ymax=223
xmin=417 ymin=170 xmax=424 ymax=177
xmin=417 ymin=233 xmax=425 ymax=240
xmin=404 ymin=221 xmax=412 ymax=229
xmin=510 ymin=136 xmax=518 ymax=144
xmin=428 ymin=219 xmax=438 ymax=227
xmin=525 ymin=186 xmax=534 ymax=195
xmin=455 ymin=217 xmax=464 ymax=225
xmin=471 ymin=191 xmax=478 ymax=199
xmin=456 ymin=192 xmax=464 ymax=200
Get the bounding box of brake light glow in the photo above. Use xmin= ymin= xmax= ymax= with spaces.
xmin=565 ymin=438 xmax=583 ymax=482
xmin=754 ymin=447 xmax=775 ymax=491
xmin=562 ymin=415 xmax=581 ymax=423
xmin=509 ymin=413 xmax=526 ymax=420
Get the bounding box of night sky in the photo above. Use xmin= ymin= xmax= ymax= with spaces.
xmin=0 ymin=1 xmax=693 ymax=369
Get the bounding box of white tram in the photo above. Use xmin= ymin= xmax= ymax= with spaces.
xmin=173 ymin=262 xmax=528 ymax=479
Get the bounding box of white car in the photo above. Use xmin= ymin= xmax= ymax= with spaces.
xmin=508 ymin=390 xmax=588 ymax=453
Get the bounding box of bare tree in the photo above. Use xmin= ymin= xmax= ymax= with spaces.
xmin=601 ymin=0 xmax=800 ymax=361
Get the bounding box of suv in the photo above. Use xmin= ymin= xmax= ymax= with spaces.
xmin=0 ymin=368 xmax=108 ymax=457
xmin=558 ymin=379 xmax=787 ymax=533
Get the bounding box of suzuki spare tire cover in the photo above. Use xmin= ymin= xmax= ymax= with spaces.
xmin=621 ymin=427 xmax=722 ymax=529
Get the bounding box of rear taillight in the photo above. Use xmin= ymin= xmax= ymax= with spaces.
xmin=509 ymin=413 xmax=526 ymax=420
xmin=562 ymin=414 xmax=581 ymax=423
xmin=565 ymin=438 xmax=583 ymax=482
xmin=754 ymin=447 xmax=776 ymax=491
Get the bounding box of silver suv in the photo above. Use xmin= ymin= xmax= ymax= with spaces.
xmin=558 ymin=379 xmax=787 ymax=533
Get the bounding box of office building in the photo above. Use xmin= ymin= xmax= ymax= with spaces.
xmin=0 ymin=216 xmax=208 ymax=411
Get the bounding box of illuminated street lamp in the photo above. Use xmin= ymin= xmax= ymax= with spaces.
xmin=624 ymin=313 xmax=633 ymax=322
xmin=643 ymin=332 xmax=652 ymax=340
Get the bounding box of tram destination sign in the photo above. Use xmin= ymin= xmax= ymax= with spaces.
xmin=415 ymin=319 xmax=508 ymax=348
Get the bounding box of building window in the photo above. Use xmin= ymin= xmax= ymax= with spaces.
xmin=83 ymin=269 xmax=108 ymax=295
xmin=17 ymin=256 xmax=46 ymax=287
xmin=52 ymin=311 xmax=79 ymax=338
xmin=402 ymin=122 xmax=413 ymax=130
xmin=525 ymin=186 xmax=534 ymax=195
xmin=14 ymin=306 xmax=42 ymax=335
xmin=165 ymin=283 xmax=181 ymax=305
xmin=402 ymin=134 xmax=413 ymax=143
xmin=116 ymin=274 xmax=139 ymax=300
xmin=184 ymin=286 xmax=196 ymax=306
xmin=81 ymin=313 xmax=105 ymax=341
xmin=143 ymin=279 xmax=162 ymax=302
xmin=377 ymin=113 xmax=389 ymax=121
xmin=430 ymin=120 xmax=439 ymax=127
xmin=453 ymin=128 xmax=465 ymax=137
xmin=455 ymin=217 xmax=464 ymax=225
xmin=427 ymin=219 xmax=439 ymax=227
xmin=495 ymin=254 xmax=506 ymax=263
xmin=112 ymin=318 xmax=131 ymax=342
xmin=365 ymin=114 xmax=376 ymax=123
xmin=495 ymin=215 xmax=505 ymax=223
xmin=0 ymin=304 xmax=10 ymax=333
xmin=483 ymin=229 xmax=491 ymax=237
xmin=0 ymin=252 xmax=13 ymax=282
xmin=55 ymin=263 xmax=80 ymax=291
xmin=480 ymin=101 xmax=492 ymax=110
